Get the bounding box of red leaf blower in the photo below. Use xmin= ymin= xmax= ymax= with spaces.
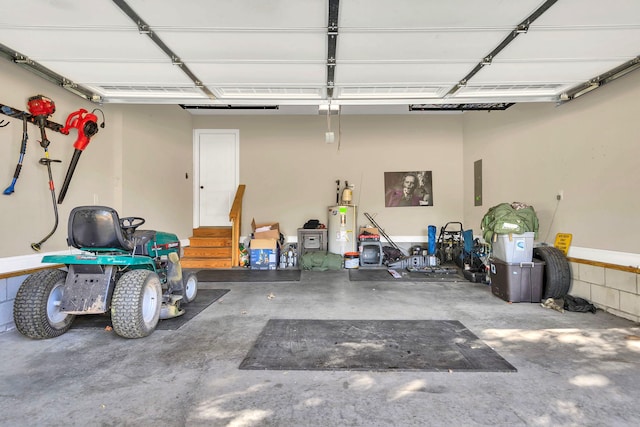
xmin=58 ymin=108 xmax=104 ymax=204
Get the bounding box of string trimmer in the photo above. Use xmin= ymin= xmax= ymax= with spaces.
xmin=1 ymin=101 xmax=64 ymax=195
xmin=0 ymin=102 xmax=64 ymax=133
xmin=27 ymin=95 xmax=61 ymax=252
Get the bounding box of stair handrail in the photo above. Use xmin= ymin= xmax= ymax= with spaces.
xmin=229 ymin=184 xmax=246 ymax=267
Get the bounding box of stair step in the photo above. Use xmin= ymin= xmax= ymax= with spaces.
xmin=189 ymin=236 xmax=233 ymax=247
xmin=192 ymin=227 xmax=232 ymax=238
xmin=183 ymin=246 xmax=231 ymax=258
xmin=183 ymin=226 xmax=235 ymax=269
xmin=180 ymin=257 xmax=233 ymax=269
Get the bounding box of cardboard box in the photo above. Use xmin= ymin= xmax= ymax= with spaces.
xmin=359 ymin=227 xmax=380 ymax=241
xmin=359 ymin=227 xmax=379 ymax=235
xmin=251 ymin=219 xmax=280 ymax=240
xmin=249 ymin=238 xmax=279 ymax=270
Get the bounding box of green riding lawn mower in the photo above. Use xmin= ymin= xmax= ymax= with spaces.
xmin=13 ymin=206 xmax=198 ymax=339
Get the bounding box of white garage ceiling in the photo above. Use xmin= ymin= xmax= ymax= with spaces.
xmin=0 ymin=0 xmax=639 ymax=113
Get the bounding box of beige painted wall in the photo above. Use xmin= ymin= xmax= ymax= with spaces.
xmin=462 ymin=71 xmax=640 ymax=253
xmin=119 ymin=104 xmax=194 ymax=239
xmin=0 ymin=60 xmax=195 ymax=257
xmin=192 ymin=114 xmax=464 ymax=240
xmin=0 ymin=60 xmax=120 ymax=257
xmin=2 ymin=55 xmax=639 ymax=262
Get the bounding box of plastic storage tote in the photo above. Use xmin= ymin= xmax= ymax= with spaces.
xmin=489 ymin=257 xmax=545 ymax=303
xmin=491 ymin=232 xmax=534 ymax=263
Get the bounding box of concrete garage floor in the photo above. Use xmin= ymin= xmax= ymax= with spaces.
xmin=1 ymin=269 xmax=639 ymax=427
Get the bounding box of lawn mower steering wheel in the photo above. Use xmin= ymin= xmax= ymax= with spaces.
xmin=120 ymin=217 xmax=145 ymax=234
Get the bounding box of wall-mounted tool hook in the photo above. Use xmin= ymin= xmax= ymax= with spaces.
xmin=0 ymin=119 xmax=9 ymax=127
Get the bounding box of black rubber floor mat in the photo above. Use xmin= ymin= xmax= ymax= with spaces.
xmin=349 ymin=268 xmax=465 ymax=282
xmin=240 ymin=319 xmax=516 ymax=372
xmin=196 ymin=269 xmax=301 ymax=282
xmin=71 ymin=289 xmax=229 ymax=331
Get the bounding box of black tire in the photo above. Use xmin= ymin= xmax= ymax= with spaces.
xmin=111 ymin=270 xmax=162 ymax=339
xmin=13 ymin=269 xmax=75 ymax=339
xmin=533 ymin=246 xmax=571 ymax=299
xmin=181 ymin=272 xmax=198 ymax=304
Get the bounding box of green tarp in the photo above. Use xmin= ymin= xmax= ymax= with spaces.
xmin=300 ymin=251 xmax=344 ymax=271
xmin=481 ymin=202 xmax=539 ymax=245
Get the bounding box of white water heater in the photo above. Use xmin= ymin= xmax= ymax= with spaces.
xmin=328 ymin=205 xmax=357 ymax=255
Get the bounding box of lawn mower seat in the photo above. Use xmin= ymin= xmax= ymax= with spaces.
xmin=67 ymin=206 xmax=134 ymax=252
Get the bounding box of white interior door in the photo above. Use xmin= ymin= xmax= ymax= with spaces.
xmin=194 ymin=129 xmax=239 ymax=227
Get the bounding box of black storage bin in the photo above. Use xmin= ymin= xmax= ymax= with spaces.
xmin=489 ymin=257 xmax=545 ymax=303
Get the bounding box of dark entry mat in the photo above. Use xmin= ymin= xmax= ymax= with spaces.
xmin=239 ymin=319 xmax=516 ymax=372
xmin=349 ymin=268 xmax=465 ymax=282
xmin=196 ymin=269 xmax=301 ymax=282
xmin=71 ymin=289 xmax=229 ymax=331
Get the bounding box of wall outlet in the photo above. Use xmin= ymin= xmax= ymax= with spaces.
xmin=557 ymin=190 xmax=564 ymax=201
xmin=325 ymin=132 xmax=335 ymax=143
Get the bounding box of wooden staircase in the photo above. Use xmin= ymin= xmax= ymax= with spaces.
xmin=181 ymin=227 xmax=234 ymax=269
xmin=181 ymin=184 xmax=245 ymax=270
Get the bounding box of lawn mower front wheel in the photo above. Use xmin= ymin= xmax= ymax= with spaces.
xmin=182 ymin=272 xmax=198 ymax=304
xmin=13 ymin=269 xmax=76 ymax=339
xmin=111 ymin=269 xmax=162 ymax=339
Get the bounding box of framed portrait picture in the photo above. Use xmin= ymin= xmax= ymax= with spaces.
xmin=384 ymin=171 xmax=433 ymax=207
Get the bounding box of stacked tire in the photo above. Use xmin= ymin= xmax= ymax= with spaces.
xmin=533 ymin=246 xmax=571 ymax=299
